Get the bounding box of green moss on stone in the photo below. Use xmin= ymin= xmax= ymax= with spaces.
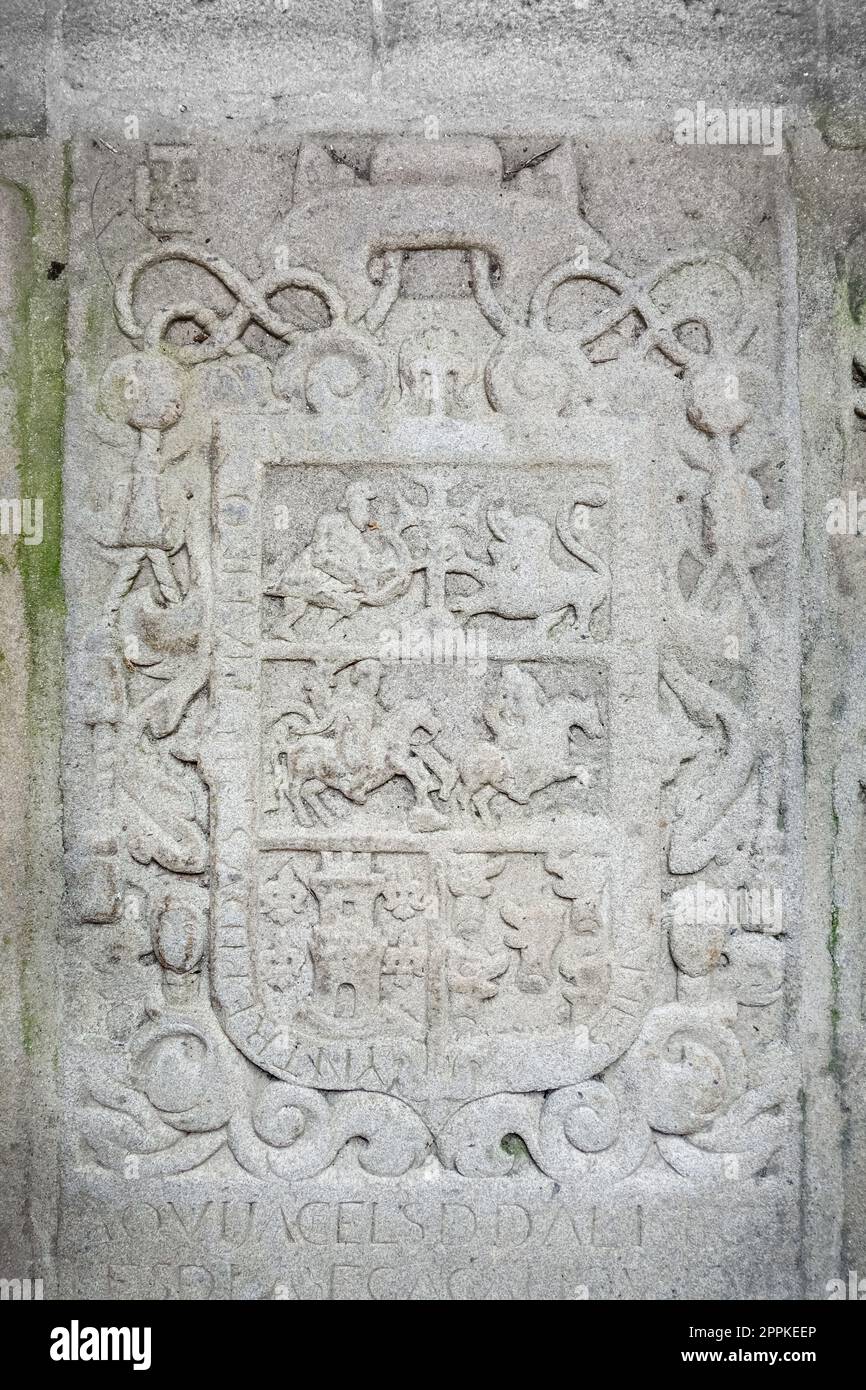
xmin=501 ymin=1133 xmax=530 ymax=1161
xmin=9 ymin=174 xmax=67 ymax=697
xmin=2 ymin=149 xmax=69 ymax=1068
xmin=20 ymin=1000 xmax=38 ymax=1058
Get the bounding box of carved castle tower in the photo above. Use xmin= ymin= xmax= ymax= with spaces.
xmin=306 ymin=852 xmax=388 ymax=1024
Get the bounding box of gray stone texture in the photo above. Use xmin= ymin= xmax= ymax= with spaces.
xmin=0 ymin=1 xmax=865 ymax=1301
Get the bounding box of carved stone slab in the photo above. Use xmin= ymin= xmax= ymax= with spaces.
xmin=58 ymin=133 xmax=800 ymax=1298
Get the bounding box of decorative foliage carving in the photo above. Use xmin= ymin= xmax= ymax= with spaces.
xmin=120 ymin=739 xmax=208 ymax=875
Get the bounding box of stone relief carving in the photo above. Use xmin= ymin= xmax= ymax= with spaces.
xmin=265 ymin=661 xmax=604 ymax=831
xmin=135 ymin=144 xmax=203 ymax=238
xmin=264 ymin=476 xmax=610 ymax=642
xmin=70 ymin=135 xmax=790 ymax=1190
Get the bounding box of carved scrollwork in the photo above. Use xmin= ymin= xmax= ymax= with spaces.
xmin=436 ymin=997 xmax=785 ymax=1186
xmin=438 ymin=1082 xmax=650 ymax=1181
xmin=114 ymin=242 xmax=337 ymax=361
xmin=114 ymin=240 xmax=394 ymax=414
xmin=485 ymin=329 xmax=591 ymax=416
xmin=617 ymin=1001 xmax=747 ymax=1135
xmin=83 ymin=1051 xmax=433 ymax=1181
xmin=654 ymin=1049 xmax=790 ymax=1181
xmin=105 ymin=232 xmax=767 ymax=432
xmin=227 ymin=1085 xmax=432 ymax=1180
xmin=273 ymin=322 xmax=392 ymax=413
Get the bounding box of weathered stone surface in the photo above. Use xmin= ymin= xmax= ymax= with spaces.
xmin=0 ymin=3 xmax=865 ymax=1302
xmin=0 ymin=134 xmax=66 ymax=1292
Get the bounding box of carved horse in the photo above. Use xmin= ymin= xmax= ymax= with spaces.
xmin=270 ymin=697 xmax=450 ymax=828
xmin=449 ymin=684 xmax=605 ymax=826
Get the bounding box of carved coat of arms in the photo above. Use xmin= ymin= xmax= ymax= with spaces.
xmin=72 ymin=137 xmax=790 ymax=1187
